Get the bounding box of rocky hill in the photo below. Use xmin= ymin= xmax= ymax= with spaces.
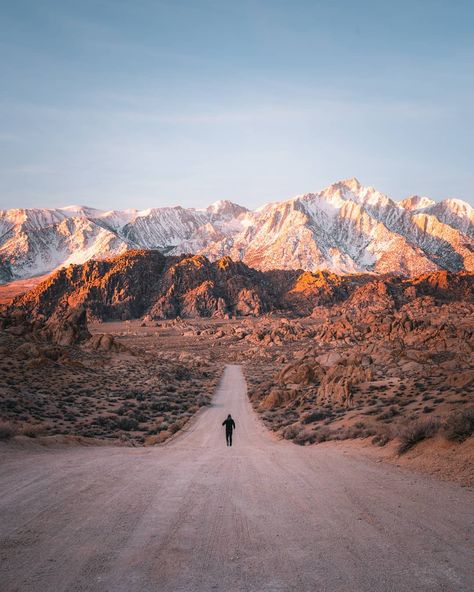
xmin=10 ymin=250 xmax=474 ymax=321
xmin=1 ymin=178 xmax=473 ymax=282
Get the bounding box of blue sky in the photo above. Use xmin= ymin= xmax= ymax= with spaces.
xmin=0 ymin=0 xmax=473 ymax=210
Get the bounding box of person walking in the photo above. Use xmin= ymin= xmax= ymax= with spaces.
xmin=222 ymin=414 xmax=236 ymax=447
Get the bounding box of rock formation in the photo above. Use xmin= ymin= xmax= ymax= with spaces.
xmin=10 ymin=250 xmax=473 ymax=322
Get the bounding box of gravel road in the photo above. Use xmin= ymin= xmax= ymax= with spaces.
xmin=1 ymin=365 xmax=473 ymax=592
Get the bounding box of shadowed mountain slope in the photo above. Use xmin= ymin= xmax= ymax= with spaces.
xmin=11 ymin=250 xmax=473 ymax=321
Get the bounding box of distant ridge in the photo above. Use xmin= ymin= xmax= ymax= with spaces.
xmin=11 ymin=249 xmax=474 ymax=320
xmin=1 ymin=179 xmax=473 ymax=283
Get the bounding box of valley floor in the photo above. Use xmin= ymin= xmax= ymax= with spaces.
xmin=1 ymin=365 xmax=473 ymax=592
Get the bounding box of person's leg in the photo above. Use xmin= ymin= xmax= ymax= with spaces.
xmin=226 ymin=432 xmax=230 ymax=446
xmin=229 ymin=431 xmax=232 ymax=446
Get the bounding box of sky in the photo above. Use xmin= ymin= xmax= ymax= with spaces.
xmin=0 ymin=0 xmax=473 ymax=210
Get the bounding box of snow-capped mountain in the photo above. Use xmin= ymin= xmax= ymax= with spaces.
xmin=1 ymin=179 xmax=473 ymax=282
xmin=0 ymin=201 xmax=249 ymax=283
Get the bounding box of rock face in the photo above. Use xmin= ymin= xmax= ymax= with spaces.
xmin=10 ymin=250 xmax=474 ymax=321
xmin=317 ymin=359 xmax=372 ymax=407
xmin=1 ymin=179 xmax=473 ymax=282
xmin=44 ymin=307 xmax=91 ymax=346
xmin=84 ymin=333 xmax=125 ymax=352
xmin=0 ymin=306 xmax=90 ymax=346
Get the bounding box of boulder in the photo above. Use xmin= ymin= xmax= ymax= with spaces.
xmin=277 ymin=361 xmax=323 ymax=386
xmin=84 ymin=333 xmax=125 ymax=352
xmin=44 ymin=307 xmax=90 ymax=345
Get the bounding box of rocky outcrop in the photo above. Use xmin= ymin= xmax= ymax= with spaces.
xmin=276 ymin=360 xmax=324 ymax=386
xmin=84 ymin=333 xmax=127 ymax=353
xmin=317 ymin=360 xmax=372 ymax=407
xmin=44 ymin=307 xmax=91 ymax=346
xmin=0 ymin=305 xmax=90 ymax=346
xmin=9 ymin=250 xmax=474 ymax=322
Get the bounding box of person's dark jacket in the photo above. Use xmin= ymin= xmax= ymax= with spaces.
xmin=222 ymin=418 xmax=236 ymax=432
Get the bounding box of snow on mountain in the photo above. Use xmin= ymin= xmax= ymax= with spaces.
xmin=0 ymin=215 xmax=131 ymax=283
xmin=0 ymin=179 xmax=472 ymax=283
xmin=422 ymin=199 xmax=474 ymax=237
xmin=198 ymin=179 xmax=472 ymax=275
xmin=398 ymin=196 xmax=436 ymax=211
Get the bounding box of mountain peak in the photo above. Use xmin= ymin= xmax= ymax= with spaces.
xmin=1 ymin=180 xmax=473 ymax=283
xmin=339 ymin=177 xmax=362 ymax=192
xmin=206 ymin=200 xmax=248 ymax=217
xmin=399 ymin=195 xmax=435 ymax=211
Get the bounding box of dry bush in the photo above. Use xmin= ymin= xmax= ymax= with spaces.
xmin=377 ymin=406 xmax=399 ymax=421
xmin=372 ymin=427 xmax=391 ymax=446
xmin=444 ymin=409 xmax=474 ymax=443
xmin=169 ymin=422 xmax=182 ymax=435
xmin=0 ymin=421 xmax=17 ymax=440
xmin=20 ymin=423 xmax=47 ymax=438
xmin=115 ymin=417 xmax=139 ymax=431
xmin=282 ymin=425 xmax=300 ymax=440
xmin=293 ymin=428 xmax=316 ymax=446
xmin=396 ymin=418 xmax=440 ymax=455
xmin=313 ymin=426 xmax=332 ymax=443
xmin=334 ymin=424 xmax=376 ymax=441
xmin=144 ymin=434 xmax=160 ymax=446
xmin=302 ymin=409 xmax=331 ymax=424
xmin=158 ymin=430 xmax=171 ymax=442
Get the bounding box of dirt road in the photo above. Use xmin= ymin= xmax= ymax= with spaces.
xmin=1 ymin=365 xmax=473 ymax=592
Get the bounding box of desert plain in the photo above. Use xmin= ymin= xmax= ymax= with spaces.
xmin=0 ymin=257 xmax=473 ymax=592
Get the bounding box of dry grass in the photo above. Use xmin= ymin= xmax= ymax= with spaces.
xmin=444 ymin=408 xmax=474 ymax=443
xmin=396 ymin=419 xmax=440 ymax=455
xmin=20 ymin=423 xmax=47 ymax=438
xmin=0 ymin=420 xmax=17 ymax=440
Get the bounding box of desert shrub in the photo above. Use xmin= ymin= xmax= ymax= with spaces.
xmin=116 ymin=417 xmax=139 ymax=431
xmin=396 ymin=419 xmax=440 ymax=454
xmin=444 ymin=409 xmax=474 ymax=443
xmin=372 ymin=433 xmax=390 ymax=446
xmin=0 ymin=421 xmax=17 ymax=440
xmin=302 ymin=410 xmax=330 ymax=424
xmin=169 ymin=422 xmax=182 ymax=434
xmin=117 ymin=404 xmax=136 ymax=415
xmin=151 ymin=401 xmax=172 ymax=412
xmin=158 ymin=430 xmax=171 ymax=442
xmin=336 ymin=424 xmax=375 ymax=440
xmin=94 ymin=415 xmax=115 ymax=427
xmin=378 ymin=406 xmax=399 ymax=421
xmin=131 ymin=411 xmax=148 ymax=422
xmin=1 ymin=399 xmax=18 ymax=410
xmin=293 ymin=428 xmax=316 ymax=446
xmin=313 ymin=426 xmax=332 ymax=443
xmin=282 ymin=425 xmax=300 ymax=440
xmin=21 ymin=423 xmax=47 ymax=438
xmin=372 ymin=426 xmax=391 ymax=446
